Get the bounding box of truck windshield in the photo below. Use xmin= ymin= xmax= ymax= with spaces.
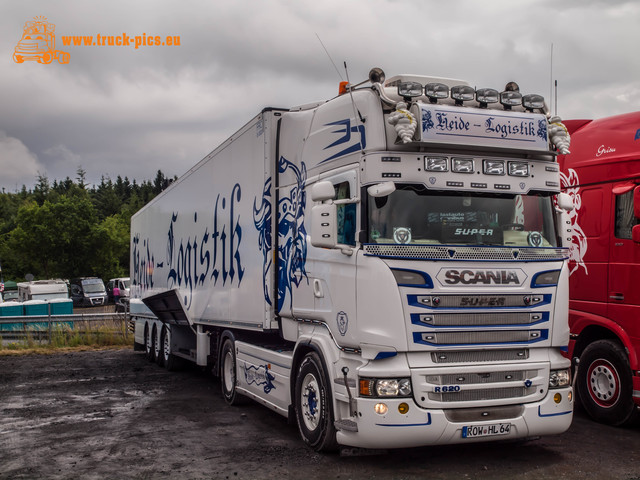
xmin=367 ymin=185 xmax=558 ymax=247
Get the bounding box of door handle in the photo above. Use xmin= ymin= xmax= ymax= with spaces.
xmin=609 ymin=293 xmax=624 ymax=301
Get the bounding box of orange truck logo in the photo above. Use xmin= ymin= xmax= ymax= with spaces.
xmin=13 ymin=16 xmax=70 ymax=64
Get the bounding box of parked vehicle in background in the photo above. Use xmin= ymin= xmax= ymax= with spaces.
xmin=17 ymin=279 xmax=69 ymax=302
xmin=558 ymin=111 xmax=640 ymax=426
xmin=107 ymin=277 xmax=130 ymax=312
xmin=1 ymin=280 xmax=18 ymax=302
xmin=70 ymin=277 xmax=108 ymax=307
xmin=130 ymin=67 xmax=575 ymax=451
xmin=107 ymin=278 xmax=130 ymax=304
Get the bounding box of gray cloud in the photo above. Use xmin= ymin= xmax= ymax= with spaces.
xmin=1 ymin=0 xmax=639 ymax=190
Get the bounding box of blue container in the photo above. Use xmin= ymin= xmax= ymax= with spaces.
xmin=48 ymin=299 xmax=74 ymax=329
xmin=0 ymin=302 xmax=23 ymax=331
xmin=22 ymin=300 xmax=48 ymax=330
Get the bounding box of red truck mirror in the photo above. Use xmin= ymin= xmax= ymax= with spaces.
xmin=633 ymin=225 xmax=640 ymax=244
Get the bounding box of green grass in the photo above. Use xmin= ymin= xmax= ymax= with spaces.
xmin=0 ymin=319 xmax=134 ymax=354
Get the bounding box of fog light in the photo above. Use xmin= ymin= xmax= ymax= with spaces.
xmin=398 ymin=403 xmax=409 ymax=414
xmin=554 ymin=393 xmax=562 ymax=404
xmin=374 ymin=403 xmax=388 ymax=415
xmin=483 ymin=159 xmax=505 ymax=175
xmin=500 ymin=90 xmax=522 ymax=109
xmin=425 ymin=83 xmax=449 ymax=102
xmin=398 ymin=82 xmax=423 ymax=98
xmin=425 ymin=156 xmax=449 ymax=172
xmin=522 ymin=94 xmax=545 ymax=110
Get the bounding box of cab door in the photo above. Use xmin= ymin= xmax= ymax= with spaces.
xmin=607 ymin=185 xmax=640 ymax=332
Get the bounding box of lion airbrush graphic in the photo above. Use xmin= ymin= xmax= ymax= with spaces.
xmin=13 ymin=16 xmax=70 ymax=64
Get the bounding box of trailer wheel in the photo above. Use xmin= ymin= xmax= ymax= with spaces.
xmin=145 ymin=323 xmax=155 ymax=362
xmin=159 ymin=326 xmax=177 ymax=371
xmin=576 ymin=339 xmax=638 ymax=426
xmin=294 ymin=352 xmax=338 ymax=452
xmin=220 ymin=338 xmax=244 ymax=405
xmin=153 ymin=325 xmax=161 ymax=363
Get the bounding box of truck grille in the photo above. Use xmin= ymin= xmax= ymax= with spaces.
xmin=430 ymin=349 xmax=530 ymax=364
xmin=412 ymin=363 xmax=546 ymax=408
xmin=417 ymin=330 xmax=544 ymax=345
xmin=428 ymin=386 xmax=536 ymax=402
xmin=415 ymin=312 xmax=542 ymax=326
xmin=363 ymin=244 xmax=568 ymax=262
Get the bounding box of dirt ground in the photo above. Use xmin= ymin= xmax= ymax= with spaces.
xmin=1 ymin=348 xmax=639 ymax=480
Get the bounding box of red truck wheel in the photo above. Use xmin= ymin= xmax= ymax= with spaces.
xmin=576 ymin=339 xmax=638 ymax=426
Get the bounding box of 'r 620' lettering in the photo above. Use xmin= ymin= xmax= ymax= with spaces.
xmin=434 ymin=385 xmax=461 ymax=393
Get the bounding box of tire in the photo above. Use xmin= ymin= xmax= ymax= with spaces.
xmin=145 ymin=323 xmax=155 ymax=362
xmin=576 ymin=339 xmax=638 ymax=426
xmin=220 ymin=338 xmax=245 ymax=405
xmin=159 ymin=326 xmax=178 ymax=371
xmin=294 ymin=351 xmax=338 ymax=452
xmin=153 ymin=326 xmax=161 ymax=363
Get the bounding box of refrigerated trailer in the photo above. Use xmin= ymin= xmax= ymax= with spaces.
xmin=130 ymin=68 xmax=574 ymax=451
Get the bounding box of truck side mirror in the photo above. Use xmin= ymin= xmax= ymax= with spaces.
xmin=311 ymin=203 xmax=337 ymax=248
xmin=557 ymin=192 xmax=574 ymax=212
xmin=311 ymin=181 xmax=335 ymax=202
xmin=633 ymin=225 xmax=640 ymax=244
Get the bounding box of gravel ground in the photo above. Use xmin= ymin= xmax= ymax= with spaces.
xmin=1 ymin=348 xmax=639 ymax=480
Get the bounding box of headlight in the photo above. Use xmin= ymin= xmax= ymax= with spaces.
xmin=451 ymin=85 xmax=475 ymax=105
xmin=523 ymin=94 xmax=545 ymax=110
xmin=549 ymin=369 xmax=571 ymax=388
xmin=508 ymin=161 xmax=529 ymax=177
xmin=483 ymin=159 xmax=505 ymax=175
xmin=452 ymin=157 xmax=474 ymax=173
xmin=425 ymin=83 xmax=449 ymax=102
xmin=476 ymin=88 xmax=499 ymax=107
xmin=500 ymin=90 xmax=522 ymax=109
xmin=359 ymin=378 xmax=412 ymax=397
xmin=425 ymin=156 xmax=449 ymax=172
xmin=397 ymin=82 xmax=423 ymax=98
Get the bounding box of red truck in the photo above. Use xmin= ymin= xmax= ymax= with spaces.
xmin=558 ymin=112 xmax=640 ymax=425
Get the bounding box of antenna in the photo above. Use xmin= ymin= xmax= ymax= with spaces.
xmin=549 ymin=43 xmax=554 ymax=113
xmin=555 ymin=79 xmax=558 ymax=116
xmin=315 ymin=33 xmax=343 ymax=81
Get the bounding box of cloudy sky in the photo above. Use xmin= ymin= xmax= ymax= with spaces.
xmin=1 ymin=0 xmax=639 ymax=191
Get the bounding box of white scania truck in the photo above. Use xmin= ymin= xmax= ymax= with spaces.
xmin=130 ymin=68 xmax=574 ymax=451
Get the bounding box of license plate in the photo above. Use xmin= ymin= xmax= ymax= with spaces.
xmin=462 ymin=423 xmax=511 ymax=439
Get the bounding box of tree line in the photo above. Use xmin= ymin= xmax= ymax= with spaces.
xmin=0 ymin=169 xmax=175 ymax=283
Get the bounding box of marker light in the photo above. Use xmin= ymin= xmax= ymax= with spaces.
xmin=398 ymin=403 xmax=410 ymax=414
xmin=425 ymin=83 xmax=449 ymax=102
xmin=398 ymin=82 xmax=423 ymax=98
xmin=483 ymin=159 xmax=505 ymax=175
xmin=508 ymin=161 xmax=529 ymax=177
xmin=500 ymin=91 xmax=523 ymax=109
xmin=452 ymin=158 xmax=474 ymax=173
xmin=451 ymin=85 xmax=475 ymax=105
xmin=476 ymin=88 xmax=499 ymax=107
xmin=523 ymin=94 xmax=545 ymax=110
xmin=425 ymin=156 xmax=449 ymax=172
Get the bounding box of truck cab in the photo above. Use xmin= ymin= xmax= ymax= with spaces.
xmin=559 ymin=112 xmax=640 ymax=425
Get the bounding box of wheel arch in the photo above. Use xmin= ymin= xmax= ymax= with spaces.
xmin=572 ymin=316 xmax=637 ymax=371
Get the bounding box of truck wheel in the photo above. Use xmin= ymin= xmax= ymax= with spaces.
xmin=145 ymin=323 xmax=155 ymax=362
xmin=576 ymin=339 xmax=638 ymax=426
xmin=153 ymin=325 xmax=162 ymax=363
xmin=294 ymin=352 xmax=338 ymax=452
xmin=39 ymin=52 xmax=53 ymax=64
xmin=159 ymin=326 xmax=177 ymax=371
xmin=220 ymin=338 xmax=245 ymax=405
